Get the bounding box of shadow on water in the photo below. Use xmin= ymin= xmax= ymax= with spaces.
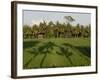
xmin=75 ymin=46 xmax=91 ymax=57
xmin=23 ymin=40 xmax=40 ymax=49
xmin=56 ymin=43 xmax=90 ymax=66
xmin=24 ymin=41 xmax=58 ymax=68
xmin=63 ymin=43 xmax=91 ymax=58
xmin=56 ymin=46 xmax=74 ymax=65
xmin=24 ymin=40 xmax=90 ymax=68
xmin=38 ymin=41 xmax=57 ymax=68
xmin=24 ymin=47 xmax=39 ymax=68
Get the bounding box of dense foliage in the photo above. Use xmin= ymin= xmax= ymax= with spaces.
xmin=23 ymin=22 xmax=90 ymax=39
xmin=23 ymin=16 xmax=90 ymax=39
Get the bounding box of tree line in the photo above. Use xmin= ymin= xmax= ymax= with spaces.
xmin=23 ymin=16 xmax=90 ymax=39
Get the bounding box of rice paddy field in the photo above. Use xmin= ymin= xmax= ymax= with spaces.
xmin=23 ymin=38 xmax=91 ymax=69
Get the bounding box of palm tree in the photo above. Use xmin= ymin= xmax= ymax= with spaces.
xmin=75 ymin=24 xmax=81 ymax=37
xmin=23 ymin=25 xmax=32 ymax=39
xmin=54 ymin=21 xmax=61 ymax=38
xmin=64 ymin=16 xmax=75 ymax=38
xmin=38 ymin=20 xmax=48 ymax=38
xmin=83 ymin=25 xmax=91 ymax=37
xmin=46 ymin=21 xmax=54 ymax=38
xmin=31 ymin=24 xmax=39 ymax=38
xmin=64 ymin=16 xmax=75 ymax=23
xmin=80 ymin=24 xmax=90 ymax=38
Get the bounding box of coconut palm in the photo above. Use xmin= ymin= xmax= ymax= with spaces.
xmin=31 ymin=24 xmax=39 ymax=38
xmin=64 ymin=16 xmax=75 ymax=38
xmin=64 ymin=16 xmax=75 ymax=23
xmin=23 ymin=25 xmax=32 ymax=39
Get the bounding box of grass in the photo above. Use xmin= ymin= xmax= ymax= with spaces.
xmin=23 ymin=38 xmax=91 ymax=69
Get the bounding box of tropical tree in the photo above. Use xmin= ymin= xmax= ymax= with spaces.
xmin=23 ymin=25 xmax=32 ymax=39
xmin=64 ymin=16 xmax=75 ymax=23
xmin=23 ymin=17 xmax=90 ymax=39
xmin=83 ymin=25 xmax=91 ymax=37
xmin=31 ymin=24 xmax=39 ymax=38
xmin=75 ymin=24 xmax=81 ymax=37
xmin=64 ymin=16 xmax=75 ymax=38
xmin=46 ymin=21 xmax=54 ymax=38
xmin=53 ymin=21 xmax=60 ymax=38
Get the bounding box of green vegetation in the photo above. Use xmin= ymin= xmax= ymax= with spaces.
xmin=23 ymin=38 xmax=90 ymax=69
xmin=23 ymin=16 xmax=90 ymax=39
xmin=23 ymin=16 xmax=91 ymax=69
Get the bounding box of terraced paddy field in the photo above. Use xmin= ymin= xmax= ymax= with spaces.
xmin=23 ymin=38 xmax=91 ymax=69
